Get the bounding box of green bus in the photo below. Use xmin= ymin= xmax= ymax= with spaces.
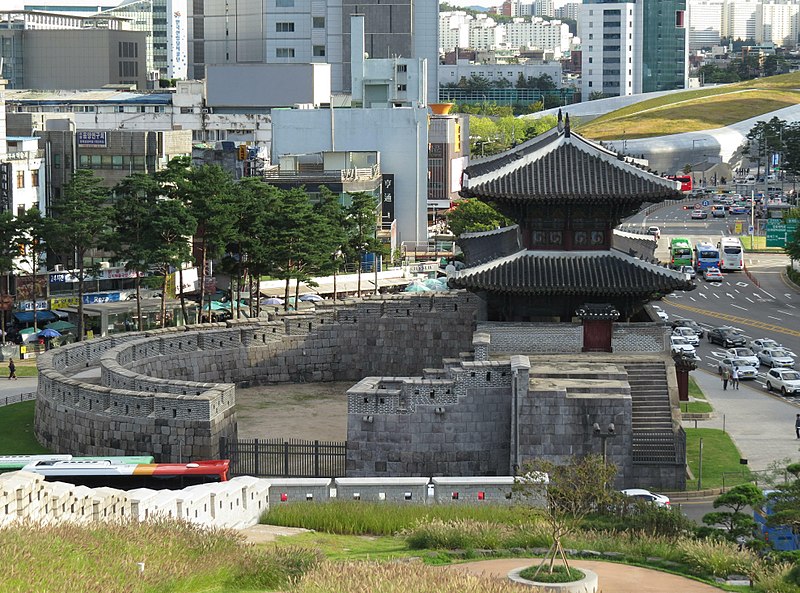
xmin=669 ymin=237 xmax=693 ymax=269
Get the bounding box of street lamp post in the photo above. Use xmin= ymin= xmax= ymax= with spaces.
xmin=592 ymin=422 xmax=617 ymax=465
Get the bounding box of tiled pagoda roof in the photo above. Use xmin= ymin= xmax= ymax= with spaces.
xmin=448 ymin=249 xmax=695 ymax=296
xmin=461 ymin=117 xmax=682 ymax=204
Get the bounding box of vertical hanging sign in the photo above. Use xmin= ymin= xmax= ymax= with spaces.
xmin=167 ymin=0 xmax=188 ymax=79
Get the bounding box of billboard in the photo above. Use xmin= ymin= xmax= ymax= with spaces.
xmin=381 ymin=174 xmax=395 ymax=228
xmin=167 ymin=0 xmax=188 ymax=79
xmin=76 ymin=131 xmax=107 ymax=148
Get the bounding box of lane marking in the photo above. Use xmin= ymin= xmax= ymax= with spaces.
xmin=777 ymin=310 xmax=795 ymax=316
xmin=730 ymin=304 xmax=748 ymax=311
xmin=768 ymin=316 xmax=782 ymax=321
xmin=745 ymin=297 xmax=754 ymax=303
xmin=666 ymin=300 xmax=800 ymax=338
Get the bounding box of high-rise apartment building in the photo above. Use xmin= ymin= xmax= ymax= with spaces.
xmin=687 ymin=0 xmax=724 ymax=50
xmin=505 ymin=16 xmax=572 ymax=56
xmin=756 ymin=0 xmax=799 ymax=47
xmin=188 ymin=0 xmax=438 ymax=104
xmin=721 ymin=0 xmax=759 ymax=39
xmin=579 ymin=2 xmax=643 ymax=97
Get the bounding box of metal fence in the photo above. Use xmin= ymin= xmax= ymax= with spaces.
xmin=220 ymin=437 xmax=347 ymax=478
xmin=0 ymin=392 xmax=36 ymax=408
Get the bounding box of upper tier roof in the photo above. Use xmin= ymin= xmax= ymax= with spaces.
xmin=461 ymin=114 xmax=682 ymax=204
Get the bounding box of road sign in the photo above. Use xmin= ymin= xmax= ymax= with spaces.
xmin=766 ymin=218 xmax=798 ymax=248
xmin=748 ymin=225 xmax=754 ymax=234
xmin=702 ymin=200 xmax=709 ymax=207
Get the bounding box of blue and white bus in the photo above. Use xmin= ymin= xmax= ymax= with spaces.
xmin=718 ymin=237 xmax=744 ymax=272
xmin=694 ymin=242 xmax=720 ymax=272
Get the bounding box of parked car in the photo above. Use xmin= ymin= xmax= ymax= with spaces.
xmin=670 ymin=336 xmax=697 ymax=357
xmin=691 ymin=209 xmax=708 ymax=220
xmin=726 ymin=348 xmax=759 ymax=367
xmin=679 ymin=265 xmax=696 ymax=280
xmin=672 ymin=327 xmax=700 ymax=346
xmin=647 ymin=226 xmax=661 ymax=239
xmin=651 ymin=304 xmax=669 ymax=321
xmin=757 ymin=348 xmax=796 ymax=369
xmin=671 ymin=317 xmax=704 ymax=337
xmin=750 ymin=339 xmax=796 ymax=358
xmin=708 ymin=327 xmax=747 ymax=348
xmin=765 ymin=369 xmax=800 ymax=396
xmin=703 ymin=267 xmax=724 ymax=282
xmin=718 ymin=358 xmax=759 ymax=380
xmin=620 ymin=488 xmax=671 ymax=508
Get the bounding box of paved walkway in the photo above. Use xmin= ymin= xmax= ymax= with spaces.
xmin=690 ymin=369 xmax=800 ymax=470
xmin=446 ymin=559 xmax=726 ymax=592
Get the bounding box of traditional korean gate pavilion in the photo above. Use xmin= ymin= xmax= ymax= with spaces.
xmin=451 ymin=113 xmax=695 ymax=322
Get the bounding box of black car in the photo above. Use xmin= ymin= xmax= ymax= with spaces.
xmin=707 ymin=327 xmax=746 ymax=348
xmin=671 ymin=318 xmax=704 ymax=338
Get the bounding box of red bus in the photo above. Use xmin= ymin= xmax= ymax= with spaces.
xmin=666 ymin=175 xmax=693 ymax=193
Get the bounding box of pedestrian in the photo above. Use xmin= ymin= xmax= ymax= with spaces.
xmin=796 ymin=414 xmax=800 ymax=439
xmin=721 ymin=367 xmax=730 ymax=390
xmin=8 ymin=357 xmax=17 ymax=380
xmin=731 ymin=366 xmax=740 ymax=390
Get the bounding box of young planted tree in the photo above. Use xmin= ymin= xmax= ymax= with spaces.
xmin=107 ymin=174 xmax=160 ymax=331
xmin=702 ymin=483 xmax=765 ymax=542
xmin=514 ymin=456 xmax=618 ymax=577
xmin=149 ymin=199 xmax=196 ymax=328
xmin=182 ymin=164 xmax=235 ymax=322
xmin=15 ymin=208 xmax=48 ymax=331
xmin=0 ymin=212 xmax=20 ymax=342
xmin=45 ymin=170 xmax=110 ymax=341
xmin=345 ymin=192 xmax=383 ymax=298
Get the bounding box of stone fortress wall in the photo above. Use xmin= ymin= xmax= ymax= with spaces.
xmin=35 ymin=293 xmax=480 ymax=462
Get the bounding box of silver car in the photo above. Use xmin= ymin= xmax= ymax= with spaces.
xmin=726 ymin=348 xmax=759 ymax=367
xmin=672 ymin=327 xmax=699 ymax=346
xmin=718 ymin=358 xmax=758 ymax=380
xmin=757 ymin=348 xmax=796 ymax=369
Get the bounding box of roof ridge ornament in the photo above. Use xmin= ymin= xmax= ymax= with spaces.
xmin=557 ymin=109 xmax=563 ymax=132
xmin=564 ymin=113 xmax=571 ymax=138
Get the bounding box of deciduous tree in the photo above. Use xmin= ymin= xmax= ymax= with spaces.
xmin=15 ymin=208 xmax=48 ymax=331
xmin=446 ymin=198 xmax=510 ymax=237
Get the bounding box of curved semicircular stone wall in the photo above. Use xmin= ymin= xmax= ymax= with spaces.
xmin=35 ymin=293 xmax=479 ymax=462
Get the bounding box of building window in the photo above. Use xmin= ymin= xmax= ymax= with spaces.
xmin=53 ymin=154 xmax=61 ymax=169
xmin=276 ymin=48 xmax=295 ymax=58
xmin=312 ymin=16 xmax=325 ymax=28
xmin=397 ymin=64 xmax=407 ymax=73
xmin=276 ymin=0 xmax=294 ymax=6
xmin=588 ymin=57 xmax=593 ymax=63
xmin=16 ymin=171 xmax=24 ymax=189
xmin=31 ymin=170 xmax=39 ymax=187
xmin=313 ymin=45 xmax=326 ymax=56
xmin=276 ymin=22 xmax=294 ymax=32
xmin=397 ymin=84 xmax=407 ymax=92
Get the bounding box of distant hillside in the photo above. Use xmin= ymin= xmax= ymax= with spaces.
xmin=576 ymin=72 xmax=800 ymax=140
xmin=440 ymin=2 xmax=490 ymax=13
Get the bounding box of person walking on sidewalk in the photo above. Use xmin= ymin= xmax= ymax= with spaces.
xmin=7 ymin=357 xmax=17 ymax=380
xmin=731 ymin=366 xmax=740 ymax=390
xmin=796 ymin=414 xmax=800 ymax=439
xmin=721 ymin=367 xmax=730 ymax=390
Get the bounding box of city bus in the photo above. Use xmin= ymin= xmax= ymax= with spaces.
xmin=0 ymin=455 xmax=155 ymax=472
xmin=669 ymin=238 xmax=693 ymax=269
xmin=718 ymin=237 xmax=744 ymax=272
xmin=667 ymin=175 xmax=693 ymax=193
xmin=754 ymin=492 xmax=800 ymax=551
xmin=693 ymin=241 xmax=720 ymax=272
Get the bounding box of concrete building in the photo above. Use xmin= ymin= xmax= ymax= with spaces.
xmin=579 ymin=2 xmax=643 ymax=98
xmin=722 ymin=0 xmax=759 ymax=40
xmin=187 ymin=0 xmax=439 ymax=105
xmin=641 ymin=0 xmax=688 ymax=93
xmin=440 ymin=60 xmax=563 ymax=88
xmin=3 ymin=136 xmax=45 ymax=216
xmin=504 ymin=16 xmax=572 ymax=57
xmin=427 ymin=104 xmax=469 ymax=212
xmin=687 ymin=0 xmax=724 ymax=50
xmin=756 ymin=1 xmax=800 ymax=47
xmin=468 ymin=15 xmax=505 ymax=51
xmin=0 ymin=26 xmax=148 ymax=89
xmin=555 ymin=2 xmax=581 ymax=20
xmin=439 ymin=11 xmax=472 ymax=53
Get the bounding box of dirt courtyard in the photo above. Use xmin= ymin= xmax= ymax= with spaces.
xmin=234 ymin=381 xmax=351 ymax=441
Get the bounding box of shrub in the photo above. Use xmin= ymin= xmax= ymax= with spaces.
xmin=751 ymin=560 xmax=797 ymax=593
xmin=227 ymin=545 xmax=323 ymax=589
xmin=677 ymin=538 xmax=759 ymax=577
xmin=519 ymin=564 xmax=585 ymax=583
xmin=404 ymin=519 xmax=513 ymax=550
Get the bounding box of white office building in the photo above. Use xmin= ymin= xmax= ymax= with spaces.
xmin=687 ymin=0 xmax=724 ymax=49
xmin=756 ymin=1 xmax=800 ymax=47
xmin=440 ymin=60 xmax=562 ymax=87
xmin=555 ymin=2 xmax=581 ymax=20
xmin=439 ymin=11 xmax=472 ymax=53
xmin=504 ymin=16 xmax=572 ymax=57
xmin=579 ymin=1 xmax=643 ymax=98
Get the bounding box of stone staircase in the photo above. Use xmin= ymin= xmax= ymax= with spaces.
xmin=625 ymin=361 xmax=679 ymax=464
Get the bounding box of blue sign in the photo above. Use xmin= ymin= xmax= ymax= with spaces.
xmin=76 ymin=131 xmax=107 ymax=147
xmin=83 ymin=292 xmax=121 ymax=304
xmin=702 ymin=200 xmax=710 ymax=207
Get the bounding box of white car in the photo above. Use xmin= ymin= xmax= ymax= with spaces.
xmin=717 ymin=358 xmax=759 ymax=380
xmin=647 ymin=226 xmax=661 ymax=239
xmin=672 ymin=327 xmax=699 ymax=346
xmin=726 ymin=348 xmax=759 ymax=368
xmin=765 ymin=369 xmax=800 ymax=396
xmin=652 ymin=305 xmax=669 ymax=321
xmin=749 ymin=338 xmax=797 ymax=358
xmin=756 ymin=348 xmax=796 ymax=369
xmin=621 ymin=488 xmax=671 ymax=508
xmin=670 ymin=336 xmax=696 ymax=357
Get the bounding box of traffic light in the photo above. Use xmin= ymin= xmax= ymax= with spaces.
xmin=238 ymin=145 xmax=247 ymax=160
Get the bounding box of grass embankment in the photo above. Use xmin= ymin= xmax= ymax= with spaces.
xmin=11 ymin=358 xmax=39 ymax=377
xmin=0 ymin=400 xmax=49 ymax=454
xmin=682 ymin=377 xmax=713 ymax=414
xmin=685 ymin=427 xmax=752 ymax=489
xmin=740 ymin=235 xmax=784 ymax=252
xmin=576 ymin=72 xmax=800 ymax=140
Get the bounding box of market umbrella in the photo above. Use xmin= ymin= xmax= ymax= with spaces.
xmin=45 ymin=320 xmax=75 ymax=332
xmin=299 ymin=294 xmax=324 ymax=302
xmin=38 ymin=328 xmax=62 ymax=339
xmin=262 ymin=297 xmax=284 ymax=305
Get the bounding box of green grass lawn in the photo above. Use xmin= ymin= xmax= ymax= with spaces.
xmin=685 ymin=428 xmax=751 ymax=490
xmin=740 ymin=236 xmax=784 ymax=252
xmin=682 ymin=377 xmax=713 ymax=414
xmin=688 ymin=377 xmax=705 ymax=400
xmin=0 ymin=400 xmax=50 ymax=454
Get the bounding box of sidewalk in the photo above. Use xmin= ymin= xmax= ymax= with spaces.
xmin=690 ymin=369 xmax=800 ymax=469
